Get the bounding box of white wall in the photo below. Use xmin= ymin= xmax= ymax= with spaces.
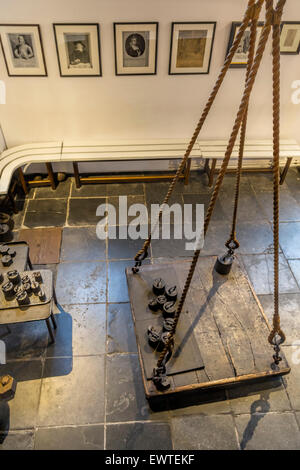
xmin=0 ymin=0 xmax=299 ymax=149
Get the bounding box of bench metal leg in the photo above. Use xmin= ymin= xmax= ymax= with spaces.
xmin=45 ymin=318 xmax=55 ymax=344
xmin=46 ymin=163 xmax=56 ymax=190
xmin=73 ymin=162 xmax=81 ymax=188
xmin=27 ymin=255 xmax=33 ymax=270
xmin=18 ymin=168 xmax=28 ymax=195
xmin=280 ymin=157 xmax=292 ymax=185
xmin=184 ymin=159 xmax=191 ymax=185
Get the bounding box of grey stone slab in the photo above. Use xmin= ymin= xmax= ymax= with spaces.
xmin=68 ymin=197 xmax=106 ymax=226
xmin=108 ymin=226 xmax=149 ymax=260
xmin=219 ymin=187 xmax=266 ymax=222
xmin=183 ymin=193 xmax=226 ymax=222
xmin=108 ymin=260 xmax=130 ymax=302
xmin=233 ymin=221 xmax=274 ymax=255
xmin=235 ymin=412 xmax=300 ymax=450
xmin=56 ymin=261 xmax=106 ymax=304
xmin=241 ymin=254 xmax=299 ymax=295
xmin=35 ymin=425 xmax=104 ymax=450
xmin=60 ymin=226 xmax=106 ymax=262
xmin=0 ymin=360 xmax=42 ymax=430
xmin=107 ymin=182 xmax=144 ymax=196
xmin=257 ymin=190 xmax=300 ymax=222
xmin=34 ymin=179 xmax=71 ymax=199
xmin=258 ymin=294 xmax=300 ymax=345
xmin=71 ymin=180 xmax=107 ymax=197
xmin=24 ymin=198 xmax=67 ymax=228
xmin=38 ymin=356 xmax=105 ymax=426
xmin=106 ymin=422 xmax=172 ymax=450
xmin=107 ymin=303 xmax=137 ymax=353
xmin=279 ymin=222 xmax=300 ymax=259
xmin=288 ymin=259 xmax=300 ymax=289
xmin=281 ymin=346 xmax=300 ymax=411
xmin=0 ymin=320 xmax=48 ymax=360
xmin=228 ymin=377 xmax=291 ymax=414
xmin=46 ymin=303 xmax=106 ymax=357
xmin=106 ymin=354 xmax=167 ymax=423
xmin=0 ymin=430 xmax=34 ymax=450
xmin=171 ymin=414 xmax=239 ymax=450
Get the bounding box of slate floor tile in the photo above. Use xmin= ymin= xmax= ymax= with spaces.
xmin=219 ymin=187 xmax=266 ymax=222
xmin=38 ymin=356 xmax=105 ymax=426
xmin=258 ymin=294 xmax=300 ymax=345
xmin=46 ymin=304 xmax=106 ymax=357
xmin=151 ymin=233 xmax=192 ymax=259
xmin=200 ymin=220 xmax=231 ymax=256
xmin=71 ymin=181 xmax=107 ymax=198
xmin=288 ymin=259 xmax=300 ymax=288
xmin=281 ymin=346 xmax=300 ymax=411
xmin=108 ymin=226 xmax=149 ymax=260
xmin=0 ymin=321 xmax=48 ymax=360
xmin=108 ymin=195 xmax=146 ymax=226
xmin=68 ymin=197 xmax=106 ymax=226
xmin=0 ymin=360 xmax=42 ymax=430
xmin=183 ymin=193 xmax=225 ymax=222
xmin=35 ymin=425 xmax=104 ymax=450
xmin=24 ymin=199 xmax=67 ymax=228
xmin=60 ymin=226 xmax=106 ymax=261
xmin=241 ymin=253 xmax=299 ymax=295
xmin=107 ymin=182 xmax=144 ymax=196
xmin=107 ymin=303 xmax=137 ymax=353
xmin=228 ymin=377 xmax=291 ymax=414
xmin=232 ymin=221 xmax=274 ymax=255
xmin=235 ymin=412 xmax=300 ymax=450
xmin=108 ymin=260 xmax=130 ymax=302
xmin=56 ymin=261 xmax=106 ymax=304
xmin=279 ymin=222 xmax=300 ymax=259
xmin=34 ymin=179 xmax=71 ymax=199
xmin=171 ymin=414 xmax=239 ymax=450
xmin=257 ymin=190 xmax=300 ymax=222
xmin=106 ymin=422 xmax=172 ymax=450
xmin=0 ymin=430 xmax=34 ymax=450
xmin=106 ymin=354 xmax=166 ymax=423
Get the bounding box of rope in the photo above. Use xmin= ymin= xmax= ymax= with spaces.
xmin=268 ymin=0 xmax=286 ymax=362
xmin=133 ymin=0 xmax=258 ymax=270
xmin=156 ymin=0 xmax=274 ymax=370
xmin=226 ymin=9 xmax=261 ymax=251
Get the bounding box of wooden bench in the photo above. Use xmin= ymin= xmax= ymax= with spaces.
xmin=198 ymin=139 xmax=300 ymax=186
xmin=0 ymin=138 xmax=299 ymax=196
xmin=0 ymin=139 xmax=202 ymax=195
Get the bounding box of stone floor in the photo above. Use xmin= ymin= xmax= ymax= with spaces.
xmin=1 ymin=169 xmax=300 ymax=450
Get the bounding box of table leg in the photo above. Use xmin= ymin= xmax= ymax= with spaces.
xmin=280 ymin=157 xmax=293 ymax=185
xmin=46 ymin=318 xmax=55 ymax=343
xmin=73 ymin=162 xmax=81 ymax=188
xmin=46 ymin=163 xmax=56 ymax=190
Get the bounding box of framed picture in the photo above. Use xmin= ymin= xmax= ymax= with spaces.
xmin=169 ymin=22 xmax=216 ymax=75
xmin=114 ymin=22 xmax=158 ymax=75
xmin=280 ymin=22 xmax=300 ymax=54
xmin=53 ymin=23 xmax=101 ymax=77
xmin=226 ymin=21 xmax=264 ymax=68
xmin=0 ymin=24 xmax=47 ymax=76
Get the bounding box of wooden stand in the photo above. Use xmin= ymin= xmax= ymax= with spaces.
xmin=18 ymin=163 xmax=56 ymax=195
xmin=126 ymin=257 xmax=290 ymax=403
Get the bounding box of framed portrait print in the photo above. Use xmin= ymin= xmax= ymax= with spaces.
xmin=169 ymin=22 xmax=216 ymax=75
xmin=0 ymin=24 xmax=47 ymax=76
xmin=226 ymin=22 xmax=264 ymax=68
xmin=114 ymin=22 xmax=158 ymax=75
xmin=280 ymin=22 xmax=300 ymax=54
xmin=53 ymin=23 xmax=101 ymax=77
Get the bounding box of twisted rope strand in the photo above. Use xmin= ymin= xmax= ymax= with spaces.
xmin=133 ymin=0 xmax=258 ymax=265
xmin=156 ymin=0 xmax=274 ymax=369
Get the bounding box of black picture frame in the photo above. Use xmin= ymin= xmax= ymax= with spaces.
xmin=226 ymin=21 xmax=264 ymax=68
xmin=53 ymin=23 xmax=102 ymax=77
xmin=168 ymin=22 xmax=216 ymax=75
xmin=280 ymin=21 xmax=300 ymax=55
xmin=0 ymin=24 xmax=47 ymax=77
xmin=114 ymin=22 xmax=158 ymax=76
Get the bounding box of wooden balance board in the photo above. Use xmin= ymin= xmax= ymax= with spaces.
xmin=126 ymin=256 xmax=290 ymax=401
